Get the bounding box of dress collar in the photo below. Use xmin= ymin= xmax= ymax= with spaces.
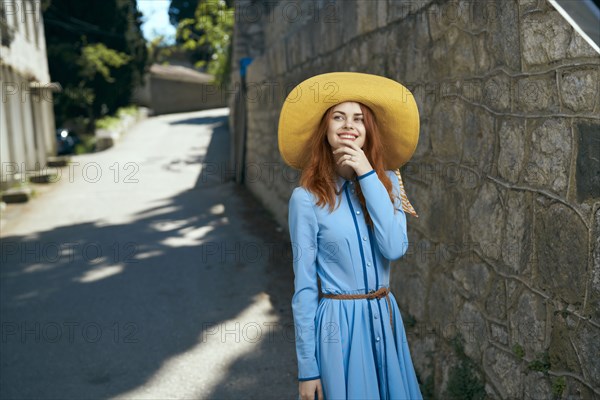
xmin=335 ymin=174 xmax=357 ymax=193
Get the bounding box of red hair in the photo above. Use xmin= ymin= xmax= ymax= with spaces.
xmin=299 ymin=102 xmax=396 ymax=229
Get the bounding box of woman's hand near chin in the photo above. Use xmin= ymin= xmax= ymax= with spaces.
xmin=332 ymin=141 xmax=373 ymax=177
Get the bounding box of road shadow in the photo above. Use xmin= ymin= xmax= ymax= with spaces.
xmin=0 ymin=112 xmax=298 ymax=399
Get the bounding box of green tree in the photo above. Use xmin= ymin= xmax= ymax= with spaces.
xmin=168 ymin=0 xmax=233 ymax=28
xmin=176 ymin=0 xmax=233 ymax=86
xmin=168 ymin=0 xmax=200 ymax=27
xmin=78 ymin=43 xmax=132 ymax=83
xmin=43 ymin=0 xmax=148 ymax=126
xmin=147 ymin=35 xmax=175 ymax=65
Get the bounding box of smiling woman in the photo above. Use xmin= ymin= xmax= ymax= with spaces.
xmin=279 ymin=72 xmax=423 ymax=400
xmin=328 ymin=103 xmax=366 ymax=145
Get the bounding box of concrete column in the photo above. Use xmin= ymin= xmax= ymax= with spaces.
xmin=1 ymin=66 xmax=14 ymax=183
xmin=5 ymin=68 xmax=27 ymax=176
xmin=20 ymin=80 xmax=38 ymax=171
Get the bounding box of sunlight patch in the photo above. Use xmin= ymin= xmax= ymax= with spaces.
xmin=77 ymin=265 xmax=124 ymax=283
xmin=111 ymin=292 xmax=277 ymax=399
xmin=160 ymin=225 xmax=215 ymax=247
xmin=209 ymin=204 xmax=225 ymax=215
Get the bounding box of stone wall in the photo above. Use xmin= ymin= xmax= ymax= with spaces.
xmin=230 ymin=0 xmax=600 ymax=398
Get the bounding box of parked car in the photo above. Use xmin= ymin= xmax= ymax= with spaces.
xmin=56 ymin=128 xmax=81 ymax=155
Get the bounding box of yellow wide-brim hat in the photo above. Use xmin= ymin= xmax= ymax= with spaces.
xmin=277 ymin=71 xmax=420 ymax=171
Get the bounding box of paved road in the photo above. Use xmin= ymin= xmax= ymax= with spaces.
xmin=1 ymin=108 xmax=298 ymax=399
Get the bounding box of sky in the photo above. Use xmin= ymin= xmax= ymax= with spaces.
xmin=137 ymin=0 xmax=176 ymax=44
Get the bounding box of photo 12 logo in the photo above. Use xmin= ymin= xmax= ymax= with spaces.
xmin=1 ymin=240 xmax=139 ymax=265
xmin=0 ymin=161 xmax=140 ymax=184
xmin=1 ymin=0 xmax=41 ymax=24
xmin=1 ymin=321 xmax=140 ymax=344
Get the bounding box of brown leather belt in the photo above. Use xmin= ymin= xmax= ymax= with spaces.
xmin=320 ymin=286 xmax=394 ymax=335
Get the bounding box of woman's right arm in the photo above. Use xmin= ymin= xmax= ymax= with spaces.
xmin=299 ymin=379 xmax=324 ymax=400
xmin=288 ymin=187 xmax=321 ymax=382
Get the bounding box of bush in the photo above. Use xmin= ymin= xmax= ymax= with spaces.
xmin=74 ymin=134 xmax=96 ymax=154
xmin=95 ymin=116 xmax=121 ymax=131
xmin=116 ymin=105 xmax=138 ymax=118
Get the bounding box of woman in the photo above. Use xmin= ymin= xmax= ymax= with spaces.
xmin=279 ymin=72 xmax=423 ymax=400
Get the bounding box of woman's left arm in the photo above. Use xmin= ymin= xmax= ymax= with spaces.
xmin=357 ymin=169 xmax=408 ymax=260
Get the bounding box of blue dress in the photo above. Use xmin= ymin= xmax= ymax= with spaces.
xmin=288 ymin=169 xmax=423 ymax=400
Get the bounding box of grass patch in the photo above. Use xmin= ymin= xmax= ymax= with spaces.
xmin=512 ymin=343 xmax=525 ymax=360
xmin=419 ymin=349 xmax=436 ymax=399
xmin=551 ymin=376 xmax=566 ymax=397
xmin=404 ymin=312 xmax=417 ymax=328
xmin=527 ymin=351 xmax=551 ymax=373
xmin=421 ymin=373 xmax=435 ymax=399
xmin=445 ymin=333 xmax=486 ymax=400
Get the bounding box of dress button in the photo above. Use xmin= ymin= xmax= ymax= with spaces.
xmin=362 ymin=236 xmax=367 ymax=241
xmin=351 ymin=189 xmax=355 ymax=194
xmin=374 ymin=314 xmax=379 ymax=319
xmin=356 ymin=210 xmax=360 ymax=215
xmin=376 ymin=337 xmax=380 ymax=342
xmin=367 ymin=262 xmax=372 ymax=266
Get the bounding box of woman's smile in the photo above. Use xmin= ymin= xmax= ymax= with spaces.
xmin=338 ymin=131 xmax=358 ymax=141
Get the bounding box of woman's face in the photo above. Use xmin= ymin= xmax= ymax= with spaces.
xmin=326 ymin=101 xmax=367 ymax=150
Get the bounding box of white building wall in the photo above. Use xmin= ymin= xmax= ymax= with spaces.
xmin=0 ymin=0 xmax=56 ymax=186
xmin=1 ymin=0 xmax=50 ymax=81
xmin=0 ymin=66 xmax=12 ymax=169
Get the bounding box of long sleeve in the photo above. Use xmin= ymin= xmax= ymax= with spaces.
xmin=288 ymin=187 xmax=321 ymax=381
xmin=357 ymin=169 xmax=409 ymax=260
